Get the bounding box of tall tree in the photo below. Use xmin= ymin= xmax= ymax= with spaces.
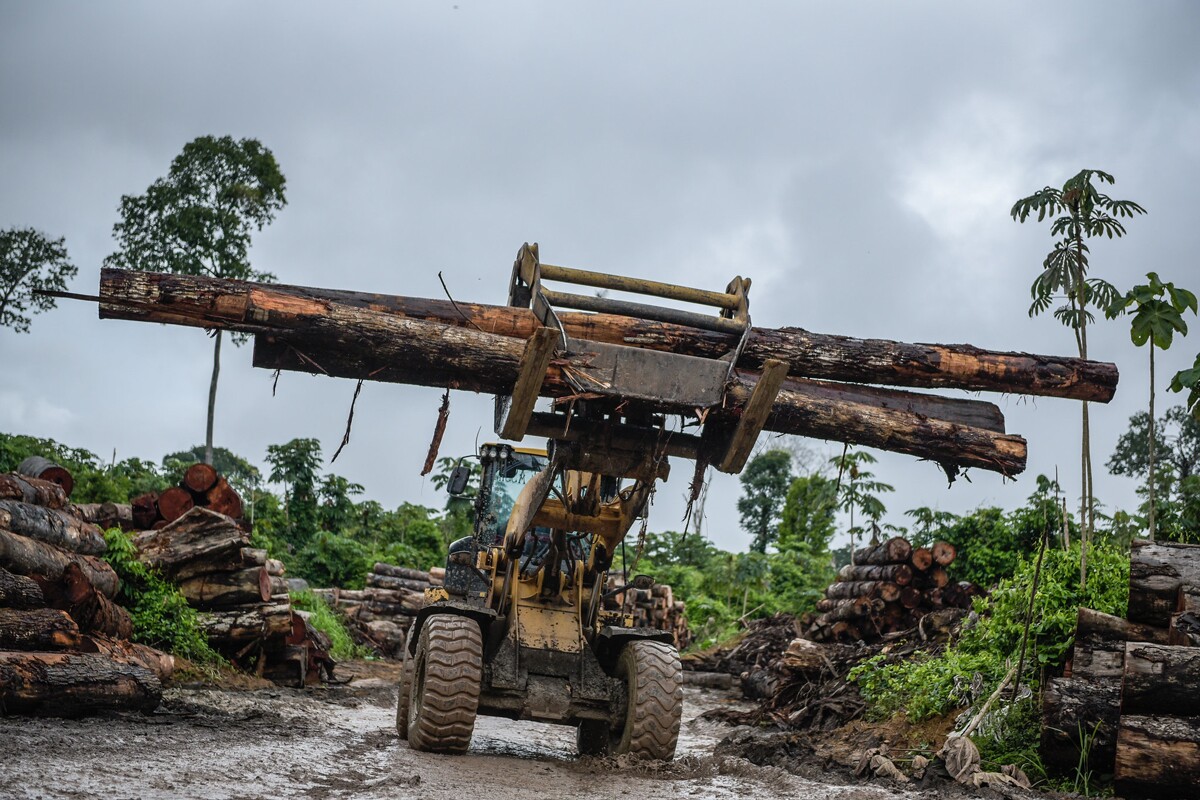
xmin=265 ymin=438 xmax=323 ymax=549
xmin=1012 ymin=169 xmax=1144 ymax=542
xmin=829 ymin=449 xmax=893 ymax=561
xmin=737 ymin=449 xmax=793 ymax=553
xmin=0 ymin=228 xmax=76 ymax=333
xmin=104 ymin=136 xmax=287 ymax=465
xmin=1107 ymin=273 xmax=1196 ymax=540
xmin=777 ymin=473 xmax=838 ymax=554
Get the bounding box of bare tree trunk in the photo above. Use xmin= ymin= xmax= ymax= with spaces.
xmin=1149 ymin=344 xmax=1157 ymax=541
xmin=205 ymin=331 xmax=221 ymax=466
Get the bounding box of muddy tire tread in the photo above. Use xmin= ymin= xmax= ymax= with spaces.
xmin=616 ymin=640 xmax=682 ymax=760
xmin=407 ymin=615 xmax=482 ymax=754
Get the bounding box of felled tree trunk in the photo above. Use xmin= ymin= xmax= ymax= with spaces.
xmin=81 ymin=634 xmax=174 ymax=683
xmin=0 ymin=566 xmax=45 ymax=609
xmin=836 ymin=563 xmax=913 ymax=586
xmin=0 ymin=650 xmax=162 ymax=716
xmin=852 ymin=537 xmax=912 ymax=566
xmin=1121 ymin=642 xmax=1200 ymax=717
xmin=1040 ymin=676 xmax=1120 ymax=773
xmin=0 ymin=474 xmax=69 ymax=509
xmin=155 ymin=487 xmax=195 ymax=524
xmin=365 ymin=573 xmax=431 ymax=593
xmin=134 ymin=507 xmax=247 ymax=579
xmin=824 ymin=580 xmax=901 ymax=602
xmin=372 ymin=563 xmax=431 ymax=582
xmin=0 ymin=500 xmax=107 ymax=555
xmin=177 ymin=567 xmax=272 ymax=609
xmin=0 ymin=608 xmax=83 ymax=650
xmin=16 ymin=456 xmax=74 ymax=498
xmin=183 ymin=463 xmax=219 ymax=495
xmin=1128 ymin=540 xmax=1200 ymax=627
xmin=70 ymin=502 xmax=136 ymax=532
xmin=197 ymin=603 xmax=293 ymax=648
xmin=0 ymin=528 xmax=119 ymax=598
xmin=1115 ymin=715 xmax=1200 ymax=798
xmin=58 ymin=563 xmax=133 ymax=639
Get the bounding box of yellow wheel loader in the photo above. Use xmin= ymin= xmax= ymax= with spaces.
xmin=397 ymin=245 xmax=781 ymax=759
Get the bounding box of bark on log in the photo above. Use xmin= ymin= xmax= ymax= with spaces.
xmin=837 ymin=563 xmax=913 ymax=586
xmin=428 ymin=566 xmax=445 ymax=585
xmin=1170 ymin=611 xmax=1200 ymax=647
xmin=1115 ymin=715 xmax=1200 ymax=799
xmin=0 ymin=650 xmax=162 ymax=715
xmin=98 ymin=269 xmax=1117 ymax=401
xmin=59 ymin=563 xmax=132 ymax=639
xmin=682 ymin=671 xmax=734 ymax=689
xmin=1041 ymin=676 xmax=1119 ymax=772
xmin=70 ymin=502 xmax=135 ymax=532
xmin=16 ymin=456 xmax=74 ymax=498
xmin=81 ymin=634 xmax=174 ymax=684
xmin=0 ymin=474 xmax=69 ymax=509
xmin=264 ymin=558 xmax=285 ymax=577
xmin=372 ymin=563 xmax=431 ymax=582
xmin=0 ymin=566 xmax=44 ymax=609
xmin=1077 ymin=607 xmax=1169 ymax=645
xmin=366 ymin=573 xmax=432 ymax=593
xmin=931 ymin=541 xmax=957 ymax=567
xmin=1128 ymin=539 xmax=1200 ymax=626
xmin=1070 ymin=641 xmax=1124 ymax=681
xmin=178 ymin=566 xmax=272 ymax=609
xmin=852 ymin=536 xmax=912 ymax=566
xmin=134 ymin=507 xmax=248 ymax=579
xmin=1121 ymin=642 xmax=1200 ymax=717
xmin=130 ymin=492 xmax=160 ymax=530
xmin=197 ymin=603 xmax=292 ymax=647
xmin=171 ymin=546 xmax=267 ymax=581
xmin=97 ymin=269 xmax=1031 ymax=475
xmin=156 ymin=487 xmax=195 ymax=524
xmin=813 ymin=596 xmax=880 ymax=626
xmin=0 ymin=608 xmax=83 ymax=650
xmin=0 ymin=500 xmax=107 ymax=555
xmin=825 ymin=580 xmax=901 ymax=602
xmin=323 ymin=587 xmax=424 ymax=609
xmin=183 ymin=463 xmax=219 ymax=495
xmin=0 ymin=528 xmax=119 ymax=598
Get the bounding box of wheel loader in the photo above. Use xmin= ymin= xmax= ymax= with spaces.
xmin=397 ymin=245 xmax=782 ymax=759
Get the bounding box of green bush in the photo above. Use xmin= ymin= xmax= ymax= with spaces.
xmin=290 ymin=589 xmax=370 ymax=659
xmin=101 ymin=528 xmax=223 ymax=666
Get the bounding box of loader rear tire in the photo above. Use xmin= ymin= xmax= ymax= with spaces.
xmin=406 ymin=614 xmax=482 ymax=754
xmin=395 ymin=648 xmax=414 ymax=738
xmin=613 ymin=640 xmax=682 ymax=760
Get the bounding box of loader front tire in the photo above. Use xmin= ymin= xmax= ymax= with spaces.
xmin=395 ymin=647 xmax=414 ymax=738
xmin=613 ymin=640 xmax=683 ymax=760
xmin=406 ymin=614 xmax=482 ymax=754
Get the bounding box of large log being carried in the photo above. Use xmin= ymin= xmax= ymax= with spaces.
xmin=94 ymin=261 xmax=1120 ymax=477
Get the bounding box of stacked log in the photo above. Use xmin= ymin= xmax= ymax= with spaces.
xmin=0 ymin=468 xmax=168 ymax=715
xmin=133 ymin=506 xmax=328 ymax=686
xmin=602 ymin=576 xmax=691 ymax=649
xmin=807 ymin=537 xmax=973 ymax=642
xmin=127 ymin=463 xmax=246 ymax=531
xmin=313 ymin=562 xmax=444 ymax=657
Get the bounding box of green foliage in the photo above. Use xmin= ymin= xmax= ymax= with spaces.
xmin=266 ymin=437 xmax=323 ymax=549
xmin=777 ymin=473 xmax=837 ymax=554
xmin=1106 ymin=272 xmax=1196 ymax=350
xmin=0 ymin=433 xmax=170 ymax=503
xmin=851 ymin=541 xmax=1129 ymax=722
xmin=289 ymin=589 xmax=370 ymax=659
xmin=162 ymin=445 xmax=263 ymax=496
xmin=737 ymin=450 xmax=793 ymax=553
xmin=830 ymin=450 xmax=893 ymax=553
xmin=296 ymin=530 xmax=372 ymax=589
xmin=0 ymin=227 xmax=77 ymax=334
xmin=1170 ymin=352 xmax=1200 ymax=421
xmin=101 ymin=528 xmax=223 ymax=665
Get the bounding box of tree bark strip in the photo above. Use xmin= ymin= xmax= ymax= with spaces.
xmin=0 ymin=528 xmax=119 ymax=598
xmin=98 ymin=268 xmax=1117 ymax=401
xmin=0 ymin=650 xmax=162 ymax=716
xmin=0 ymin=500 xmax=107 ymax=555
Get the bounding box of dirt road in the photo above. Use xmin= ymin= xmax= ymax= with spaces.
xmin=1 ymin=662 xmax=906 ymax=800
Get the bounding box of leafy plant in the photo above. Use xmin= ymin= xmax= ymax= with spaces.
xmin=289 ymin=589 xmax=370 ymax=660
xmin=1171 ymin=352 xmax=1200 ymax=421
xmin=737 ymin=450 xmax=794 ymax=553
xmin=0 ymin=227 xmax=77 ymax=334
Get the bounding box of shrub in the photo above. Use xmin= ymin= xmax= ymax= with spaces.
xmin=289 ymin=589 xmax=370 ymax=659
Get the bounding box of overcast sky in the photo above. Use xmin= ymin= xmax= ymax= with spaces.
xmin=2 ymin=2 xmax=1199 ymax=552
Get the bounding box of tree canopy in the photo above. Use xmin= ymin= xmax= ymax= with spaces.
xmin=0 ymin=227 xmax=76 ymax=334
xmin=737 ymin=449 xmax=793 ymax=553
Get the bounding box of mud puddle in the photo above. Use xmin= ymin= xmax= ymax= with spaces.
xmin=0 ymin=662 xmax=909 ymax=800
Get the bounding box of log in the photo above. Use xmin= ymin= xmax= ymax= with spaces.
xmin=0 ymin=528 xmax=119 ymax=598
xmin=1076 ymin=607 xmax=1169 ymax=645
xmin=909 ymin=547 xmax=933 ymax=571
xmin=324 ymin=587 xmax=424 ymax=609
xmin=156 ymin=486 xmax=195 ymax=524
xmin=0 ymin=608 xmax=82 ymax=650
xmin=813 ymin=595 xmax=879 ymax=626
xmin=130 ymin=492 xmax=160 ymax=530
xmin=372 ymin=562 xmax=431 ymax=582
xmin=16 ymin=456 xmax=74 ymax=498
xmin=1041 ymin=676 xmax=1119 ymax=772
xmin=182 ymin=462 xmax=219 ymax=495
xmin=824 ymin=580 xmax=900 ymax=602
xmin=1170 ymin=611 xmax=1200 ymax=647
xmin=428 ymin=566 xmax=446 ymax=585
xmin=172 ymin=546 xmax=268 ymax=581
xmin=931 ymin=540 xmax=956 ymax=567
xmin=205 ymin=477 xmax=243 ymax=519
xmin=98 ymin=269 xmax=1030 ymax=475
xmin=70 ymin=502 xmax=135 ymax=532
xmin=918 ymin=566 xmax=949 ymax=589
xmin=264 ymin=558 xmax=285 ymax=577
xmin=0 ymin=566 xmax=45 ymax=609
xmin=682 ymin=671 xmax=734 ymax=689
xmin=1122 ymin=642 xmax=1200 ymax=717
xmin=366 ymin=572 xmax=432 ymax=593
xmin=0 ymin=650 xmax=162 ymax=715
xmin=1115 ymin=715 xmax=1200 ymax=798
xmin=133 ymin=507 xmax=248 ymax=578
xmin=780 ymin=637 xmax=828 ymax=673
xmin=852 ymin=536 xmax=912 ymax=566
xmin=0 ymin=473 xmax=69 ymax=509
xmin=197 ymin=603 xmax=292 ymax=647
xmin=1070 ymin=641 xmax=1125 ymax=681
xmin=81 ymin=634 xmax=174 ymax=683
xmin=98 ymin=268 xmax=1117 ymax=402
xmin=59 ymin=563 xmax=132 ymax=638
xmin=0 ymin=500 xmax=107 ymax=555
xmin=261 ymin=644 xmax=308 ymax=687
xmin=178 ymin=566 xmax=272 ymax=609
xmin=837 ymin=563 xmax=913 ymax=586
xmin=1128 ymin=539 xmax=1200 ymax=627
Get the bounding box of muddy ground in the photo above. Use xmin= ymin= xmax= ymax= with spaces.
xmin=1 ymin=661 xmax=1011 ymax=800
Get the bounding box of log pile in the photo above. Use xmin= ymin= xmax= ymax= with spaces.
xmin=603 ymin=576 xmax=691 ymax=649
xmin=133 ymin=506 xmax=330 ymax=686
xmin=1042 ymin=540 xmax=1200 ymax=798
xmin=806 ymin=537 xmax=976 ymax=643
xmin=312 ymin=562 xmax=444 ymax=657
xmin=128 ymin=462 xmax=246 ymax=531
xmin=95 ymin=266 xmax=1127 ymax=480
xmin=0 ymin=465 xmax=170 ymax=716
